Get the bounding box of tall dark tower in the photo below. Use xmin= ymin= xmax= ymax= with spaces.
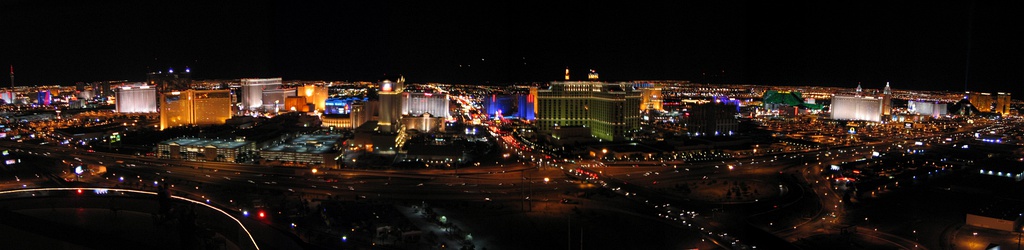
xmin=9 ymin=65 xmax=13 ymax=89
xmin=882 ymin=82 xmax=892 ymax=116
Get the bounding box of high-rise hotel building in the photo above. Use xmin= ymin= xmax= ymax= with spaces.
xmin=830 ymin=95 xmax=883 ymax=122
xmin=640 ymin=84 xmax=663 ymax=112
xmin=240 ymin=78 xmax=282 ymax=111
xmin=402 ymin=92 xmax=449 ymax=118
xmin=971 ymin=92 xmax=1014 ymax=115
xmin=115 ymin=85 xmax=157 ymax=113
xmin=688 ymin=102 xmax=739 ymax=136
xmin=378 ymin=78 xmax=404 ymax=133
xmin=160 ymin=89 xmax=232 ymax=130
xmin=967 ymin=92 xmax=994 ymax=113
xmin=995 ymin=92 xmax=1011 ymax=115
xmin=299 ymin=85 xmax=328 ymax=112
xmin=535 ymin=81 xmax=641 ymax=141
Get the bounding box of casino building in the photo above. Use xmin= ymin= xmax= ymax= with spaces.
xmin=160 ymin=89 xmax=232 ymax=130
xmin=115 ymin=85 xmax=157 ymax=113
xmin=534 ymin=81 xmax=641 ymax=141
xmin=240 ymin=78 xmax=282 ymax=111
xmin=830 ymin=95 xmax=883 ymax=122
xmin=402 ymin=92 xmax=449 ymax=118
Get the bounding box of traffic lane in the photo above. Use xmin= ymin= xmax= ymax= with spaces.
xmin=109 ymin=163 xmax=579 ymax=201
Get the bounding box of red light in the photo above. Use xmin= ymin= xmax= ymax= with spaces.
xmin=258 ymin=211 xmax=266 ymax=218
xmin=76 ymin=189 xmax=83 ymax=194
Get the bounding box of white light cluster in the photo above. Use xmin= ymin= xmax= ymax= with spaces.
xmin=830 ymin=96 xmax=882 ymax=122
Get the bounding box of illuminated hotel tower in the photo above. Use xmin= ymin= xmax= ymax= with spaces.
xmin=882 ymin=82 xmax=892 ymax=116
xmin=640 ymin=84 xmax=663 ymax=112
xmin=299 ymin=84 xmax=328 ymax=112
xmin=240 ymin=78 xmax=282 ymax=111
xmin=160 ymin=89 xmax=232 ymax=130
xmin=967 ymin=92 xmax=994 ymax=113
xmin=995 ymin=92 xmax=1011 ymax=115
xmin=402 ymin=92 xmax=449 ymax=118
xmin=536 ymin=81 xmax=641 ymax=141
xmin=378 ymin=77 xmax=404 ymax=133
xmin=116 ymin=85 xmax=157 ymax=113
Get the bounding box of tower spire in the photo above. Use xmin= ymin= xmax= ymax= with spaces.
xmin=564 ymin=68 xmax=570 ymax=81
xmin=855 ymin=82 xmax=862 ymax=96
xmin=9 ymin=65 xmax=13 ymax=89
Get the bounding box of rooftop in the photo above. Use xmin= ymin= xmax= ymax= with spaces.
xmin=161 ymin=137 xmax=250 ymax=149
xmin=970 ymin=199 xmax=1024 ymax=221
xmin=262 ymin=134 xmax=342 ymax=154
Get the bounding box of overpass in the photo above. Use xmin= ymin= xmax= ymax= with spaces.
xmin=0 ymin=187 xmax=265 ymax=250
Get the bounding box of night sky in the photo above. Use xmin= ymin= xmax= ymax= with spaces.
xmin=1 ymin=1 xmax=1021 ymax=93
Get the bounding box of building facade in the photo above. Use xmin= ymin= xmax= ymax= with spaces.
xmin=995 ymin=92 xmax=1012 ymax=115
xmin=401 ymin=113 xmax=446 ymax=133
xmin=262 ymin=88 xmax=295 ymax=111
xmin=830 ymin=95 xmax=883 ymax=122
xmin=881 ymin=82 xmax=892 ymax=116
xmin=240 ymin=78 xmax=282 ymax=111
xmin=284 ymin=96 xmax=310 ymax=112
xmin=299 ymin=85 xmax=328 ymax=112
xmin=157 ymin=137 xmax=255 ymax=163
xmin=640 ymin=85 xmax=663 ymax=112
xmin=402 ymin=92 xmax=449 ymax=118
xmin=115 ymin=85 xmax=157 ymax=113
xmin=260 ymin=134 xmax=343 ymax=167
xmin=160 ymin=89 xmax=232 ymax=130
xmin=907 ymin=101 xmax=948 ymax=117
xmin=535 ymin=81 xmax=641 ymax=141
xmin=968 ymin=92 xmax=993 ymax=113
xmin=0 ymin=91 xmax=13 ymax=104
xmin=324 ymin=97 xmax=366 ymax=115
xmin=483 ymin=94 xmax=535 ymax=120
xmin=378 ymin=79 xmax=404 ymax=133
xmin=321 ymin=114 xmax=353 ymax=129
xmin=687 ymin=102 xmax=739 ymax=136
xmin=36 ymin=90 xmax=51 ymax=106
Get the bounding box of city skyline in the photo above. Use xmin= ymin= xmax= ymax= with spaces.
xmin=3 ymin=2 xmax=1024 ymax=249
xmin=2 ymin=1 xmax=1022 ymax=93
xmin=0 ymin=72 xmax=1021 ymax=249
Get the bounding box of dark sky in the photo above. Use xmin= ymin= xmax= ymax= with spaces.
xmin=1 ymin=1 xmax=1021 ymax=93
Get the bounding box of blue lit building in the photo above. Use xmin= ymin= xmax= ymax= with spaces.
xmin=324 ymin=97 xmax=367 ymax=115
xmin=713 ymin=95 xmax=742 ymax=112
xmin=484 ymin=94 xmax=515 ymax=119
xmin=37 ymin=90 xmax=51 ymax=106
xmin=483 ymin=94 xmax=534 ymax=120
xmin=516 ymin=94 xmax=535 ymax=120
